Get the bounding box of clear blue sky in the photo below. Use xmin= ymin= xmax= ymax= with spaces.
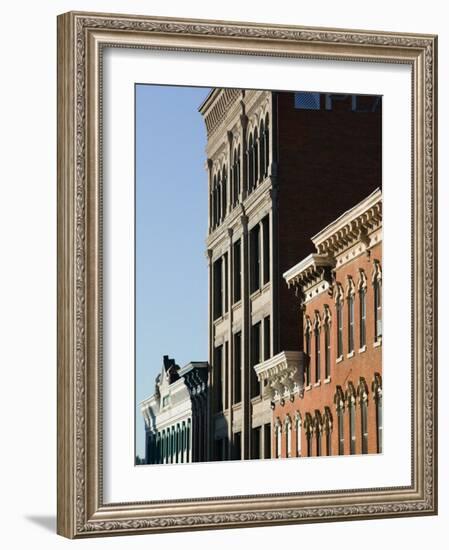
xmin=135 ymin=84 xmax=211 ymax=459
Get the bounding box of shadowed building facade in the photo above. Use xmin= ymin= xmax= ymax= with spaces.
xmin=140 ymin=356 xmax=208 ymax=464
xmin=255 ymin=189 xmax=383 ymax=458
xmin=199 ymin=89 xmax=381 ymax=460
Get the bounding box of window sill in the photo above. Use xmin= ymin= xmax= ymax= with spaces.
xmin=347 ymin=351 xmax=355 ymax=359
xmin=336 ymin=355 xmax=344 ymax=364
xmin=249 ymin=288 xmax=262 ymax=300
xmin=324 ymin=377 xmax=331 ymax=384
xmin=373 ymin=339 xmax=382 ymax=348
xmin=359 ymin=345 xmax=367 ymax=354
xmin=313 ymin=381 xmax=321 ymax=388
xmin=305 ymin=384 xmax=312 ymax=392
xmin=231 ymin=300 xmax=242 ymax=311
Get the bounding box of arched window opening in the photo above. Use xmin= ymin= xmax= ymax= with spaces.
xmin=295 ymin=413 xmax=302 ymax=457
xmin=247 ymin=133 xmax=254 ymax=194
xmin=346 ymin=383 xmax=356 ymax=455
xmin=347 ymin=277 xmax=355 ymax=354
xmin=253 ymin=127 xmax=259 ymax=186
xmin=314 ymin=411 xmax=323 ymax=457
xmin=373 ymin=261 xmax=382 ymax=342
xmin=259 ymin=120 xmax=265 ymax=180
xmin=221 ymin=166 xmax=227 ymax=220
xmin=304 ymin=316 xmax=312 ymax=387
xmin=324 ymin=305 xmax=331 ymax=379
xmin=372 ymin=373 xmax=383 ymax=453
xmin=335 ymin=283 xmax=344 ymax=358
xmin=334 ymin=387 xmax=345 ymax=455
xmin=358 ymin=269 xmax=367 ymax=349
xmin=264 ymin=113 xmax=270 ymax=176
xmin=314 ymin=313 xmax=321 ymax=382
xmin=304 ymin=414 xmax=313 ymax=457
xmin=275 ymin=419 xmax=282 ymax=458
xmin=324 ymin=407 xmax=333 ymax=456
xmin=357 ymin=378 xmax=369 ymax=454
xmin=285 ymin=416 xmax=292 ymax=458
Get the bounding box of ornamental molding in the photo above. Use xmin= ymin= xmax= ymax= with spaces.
xmin=312 ymin=188 xmax=382 ymax=257
xmin=254 ymin=351 xmax=306 ymax=401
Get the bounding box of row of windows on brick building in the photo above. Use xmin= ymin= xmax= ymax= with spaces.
xmin=304 ymin=261 xmax=382 ymax=387
xmin=275 ymin=373 xmax=382 ymax=458
xmin=210 ymin=114 xmax=270 ymax=230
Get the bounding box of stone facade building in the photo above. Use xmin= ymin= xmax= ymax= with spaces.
xmin=140 ymin=356 xmax=208 ymax=464
xmin=255 ymin=189 xmax=383 ymax=458
xmin=199 ymin=90 xmax=381 ymax=461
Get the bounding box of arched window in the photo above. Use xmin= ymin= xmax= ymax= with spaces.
xmin=304 ymin=413 xmax=313 ymax=457
xmin=275 ymin=418 xmax=282 ymax=458
xmin=346 ymin=383 xmax=356 ymax=455
xmin=323 ymin=305 xmax=331 ymax=379
xmin=285 ymin=415 xmax=292 ymax=458
xmin=358 ymin=269 xmax=367 ymax=349
xmin=372 ymin=373 xmax=383 ymax=453
xmin=259 ymin=119 xmax=265 ymax=179
xmin=237 ymin=145 xmax=241 ymax=198
xmin=217 ymin=171 xmax=222 ymax=226
xmin=324 ymin=407 xmax=333 ymax=456
xmin=221 ymin=166 xmax=227 ymax=220
xmin=304 ymin=316 xmax=312 ymax=386
xmin=253 ymin=127 xmax=259 ymax=186
xmin=372 ymin=261 xmax=382 ymax=342
xmin=334 ymin=387 xmax=345 ymax=455
xmin=264 ymin=113 xmax=270 ymax=176
xmin=314 ymin=410 xmax=323 ymax=456
xmin=357 ymin=377 xmax=369 ymax=454
xmin=335 ymin=283 xmax=344 ymax=358
xmin=247 ymin=133 xmax=254 ymax=193
xmin=314 ymin=312 xmax=321 ymax=382
xmin=295 ymin=412 xmax=302 ymax=457
xmin=232 ymin=148 xmax=239 ymax=206
xmin=346 ymin=276 xmax=355 ymax=354
xmin=212 ymin=175 xmax=217 ymax=228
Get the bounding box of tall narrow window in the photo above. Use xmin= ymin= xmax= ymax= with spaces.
xmin=286 ymin=417 xmax=292 ymax=457
xmin=359 ymin=287 xmax=366 ymax=348
xmin=213 ymin=257 xmax=223 ymax=320
xmin=361 ymin=397 xmax=368 ymax=454
xmin=374 ymin=279 xmax=382 ymax=341
xmin=373 ymin=373 xmax=383 ymax=453
xmin=336 ymin=298 xmax=343 ymax=358
xmin=324 ymin=408 xmax=333 ymax=456
xmin=275 ymin=421 xmax=282 ymax=458
xmin=295 ymin=414 xmax=302 ymax=457
xmin=233 ymin=332 xmax=242 ymax=404
xmin=237 ymin=145 xmax=241 ymax=197
xmin=264 ymin=114 xmax=270 ymax=176
xmin=348 ymin=388 xmax=356 ymax=455
xmin=314 ymin=321 xmax=321 ymax=382
xmin=263 ymin=315 xmax=271 ymax=360
xmin=338 ymin=410 xmax=344 ymax=455
xmin=304 ymin=319 xmax=311 ymax=386
xmin=214 ymin=346 xmax=223 ymax=413
xmin=221 ymin=166 xmax=227 ymax=220
xmin=314 ymin=412 xmax=322 ymax=456
xmin=224 ymin=341 xmax=229 ymax=409
xmin=233 ymin=239 xmax=241 ymax=303
xmin=262 ymin=215 xmax=270 ymax=284
xmin=253 ymin=127 xmax=259 ymax=185
xmin=305 ymin=415 xmax=313 ymax=457
xmin=223 ymin=252 xmax=228 ymax=314
xmin=250 ymin=322 xmax=261 ymax=397
xmin=324 ymin=321 xmax=331 ymax=379
xmin=217 ymin=171 xmax=222 ymax=226
xmin=250 ymin=224 xmax=261 ymax=293
xmin=259 ymin=120 xmax=265 ymax=179
xmin=247 ymin=133 xmax=254 ymax=193
xmin=348 ymin=292 xmax=354 ymax=353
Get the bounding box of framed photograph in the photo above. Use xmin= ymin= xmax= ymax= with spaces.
xmin=57 ymin=11 xmax=438 ymax=538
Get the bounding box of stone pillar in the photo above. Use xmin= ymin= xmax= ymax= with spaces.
xmin=206 ymin=248 xmax=213 ymax=462
xmin=240 ymin=214 xmax=250 ymax=460
xmin=227 ymin=227 xmax=234 ymax=460
xmin=240 ymin=103 xmax=248 ymax=201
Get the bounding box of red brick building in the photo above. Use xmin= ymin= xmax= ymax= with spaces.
xmin=254 ymin=189 xmax=382 ymax=458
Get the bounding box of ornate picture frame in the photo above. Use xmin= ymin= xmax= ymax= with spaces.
xmin=57 ymin=11 xmax=437 ymax=538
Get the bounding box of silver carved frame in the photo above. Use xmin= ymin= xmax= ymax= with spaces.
xmin=57 ymin=11 xmax=438 ymax=538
